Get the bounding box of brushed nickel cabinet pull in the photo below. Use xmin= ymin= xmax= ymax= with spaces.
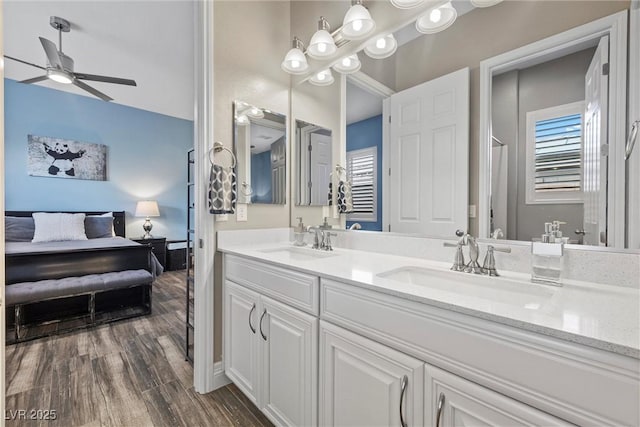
xmin=435 ymin=392 xmax=446 ymax=427
xmin=399 ymin=375 xmax=408 ymax=427
xmin=259 ymin=309 xmax=267 ymax=341
xmin=248 ymin=303 xmax=256 ymax=334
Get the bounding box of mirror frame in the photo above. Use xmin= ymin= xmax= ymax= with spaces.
xmin=478 ymin=11 xmax=629 ymax=247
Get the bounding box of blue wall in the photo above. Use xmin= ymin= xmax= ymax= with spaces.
xmin=346 ymin=115 xmax=382 ymax=231
xmin=4 ymin=78 xmax=193 ymax=240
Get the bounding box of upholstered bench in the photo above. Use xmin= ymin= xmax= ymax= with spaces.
xmin=6 ymin=269 xmax=153 ymax=342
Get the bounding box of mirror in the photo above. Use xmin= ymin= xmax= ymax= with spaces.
xmin=233 ymin=101 xmax=287 ymax=205
xmin=295 ymin=120 xmax=333 ymax=206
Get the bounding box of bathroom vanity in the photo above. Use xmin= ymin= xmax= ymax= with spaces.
xmin=218 ymin=229 xmax=639 ymax=427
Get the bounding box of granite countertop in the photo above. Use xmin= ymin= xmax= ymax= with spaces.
xmin=218 ymin=241 xmax=640 ymax=359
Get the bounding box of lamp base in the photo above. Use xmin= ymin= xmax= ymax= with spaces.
xmin=142 ymin=218 xmax=153 ymax=239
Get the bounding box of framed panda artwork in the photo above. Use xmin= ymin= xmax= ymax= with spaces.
xmin=27 ymin=135 xmax=107 ymax=181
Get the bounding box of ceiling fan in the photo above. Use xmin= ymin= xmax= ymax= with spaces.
xmin=4 ymin=16 xmax=137 ymax=102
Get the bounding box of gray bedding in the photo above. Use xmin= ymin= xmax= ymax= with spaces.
xmin=6 ymin=237 xmax=164 ymax=277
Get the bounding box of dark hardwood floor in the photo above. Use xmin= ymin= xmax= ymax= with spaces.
xmin=5 ymin=270 xmax=272 ymax=427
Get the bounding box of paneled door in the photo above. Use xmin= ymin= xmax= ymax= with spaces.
xmin=310 ymin=132 xmax=332 ymax=205
xmin=319 ymin=321 xmax=424 ymax=427
xmin=260 ymin=295 xmax=318 ymax=427
xmin=388 ymin=68 xmax=469 ymax=236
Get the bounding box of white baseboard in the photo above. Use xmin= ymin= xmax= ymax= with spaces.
xmin=211 ymin=361 xmax=231 ymax=390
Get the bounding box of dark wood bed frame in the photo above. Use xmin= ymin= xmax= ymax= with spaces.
xmin=5 ymin=210 xmax=154 ymax=343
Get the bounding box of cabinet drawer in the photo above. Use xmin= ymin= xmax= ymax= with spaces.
xmin=226 ymin=255 xmax=319 ymax=315
xmin=321 ymin=279 xmax=639 ymax=426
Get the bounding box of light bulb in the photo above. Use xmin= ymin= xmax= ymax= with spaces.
xmin=430 ymin=8 xmax=441 ymax=23
xmin=251 ymin=108 xmax=259 ymax=115
xmin=376 ymin=38 xmax=386 ymax=49
xmin=317 ymin=42 xmax=327 ymax=53
xmin=342 ymin=57 xmax=351 ymax=67
xmin=352 ymin=19 xmax=363 ymax=32
xmin=290 ymin=60 xmax=300 ymax=69
xmin=317 ymin=72 xmax=326 ymax=81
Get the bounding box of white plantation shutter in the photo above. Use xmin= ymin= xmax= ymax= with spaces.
xmin=347 ymin=147 xmax=377 ymax=221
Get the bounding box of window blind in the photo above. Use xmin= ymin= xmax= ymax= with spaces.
xmin=534 ymin=113 xmax=582 ymax=193
xmin=347 ymin=148 xmax=376 ymax=219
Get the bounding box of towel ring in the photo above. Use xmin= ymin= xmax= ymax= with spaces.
xmin=335 ymin=164 xmax=347 ymax=180
xmin=241 ymin=182 xmax=253 ymax=196
xmin=209 ymin=141 xmax=237 ymax=168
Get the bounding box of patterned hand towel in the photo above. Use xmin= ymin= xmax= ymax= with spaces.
xmin=338 ymin=180 xmax=353 ymax=213
xmin=328 ymin=181 xmax=333 ymax=206
xmin=208 ymin=164 xmax=237 ymax=214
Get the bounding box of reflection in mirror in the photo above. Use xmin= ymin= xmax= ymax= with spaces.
xmin=295 ymin=120 xmax=332 ymax=206
xmin=234 ymin=101 xmax=286 ymax=205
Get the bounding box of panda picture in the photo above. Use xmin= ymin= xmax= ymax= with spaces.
xmin=27 ymin=135 xmax=107 ymax=181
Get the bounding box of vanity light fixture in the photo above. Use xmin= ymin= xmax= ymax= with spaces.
xmin=281 ymin=37 xmax=309 ymax=75
xmin=308 ymin=17 xmax=338 ymax=59
xmin=309 ymin=68 xmax=335 ymax=86
xmin=341 ymin=0 xmax=376 ymax=40
xmin=333 ymin=53 xmax=361 ymax=74
xmin=390 ymin=0 xmax=425 ymax=9
xmin=364 ymin=34 xmax=397 ymax=59
xmin=245 ymin=106 xmax=265 ymax=120
xmin=416 ymin=2 xmax=457 ymax=34
xmin=235 ymin=115 xmax=249 ymax=125
xmin=470 ymin=0 xmax=503 ymax=7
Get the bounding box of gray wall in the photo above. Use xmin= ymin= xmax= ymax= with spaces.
xmin=492 ymin=48 xmax=596 ymax=242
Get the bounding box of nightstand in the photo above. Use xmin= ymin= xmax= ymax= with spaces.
xmin=132 ymin=237 xmax=166 ymax=269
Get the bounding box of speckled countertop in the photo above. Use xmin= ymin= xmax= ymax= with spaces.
xmin=218 ymin=241 xmax=640 ymax=359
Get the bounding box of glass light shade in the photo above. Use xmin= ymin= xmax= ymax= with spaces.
xmin=246 ymin=106 xmax=264 ymax=119
xmin=390 ymin=0 xmax=425 ymax=9
xmin=308 ymin=29 xmax=337 ymax=59
xmin=341 ymin=4 xmax=376 ymax=40
xmin=281 ymin=47 xmax=309 ymax=75
xmin=470 ymin=0 xmax=503 ymax=7
xmin=47 ymin=69 xmax=73 ymax=84
xmin=309 ymin=69 xmax=335 ymax=86
xmin=135 ymin=200 xmax=160 ymax=218
xmin=333 ymin=54 xmax=361 ymax=74
xmin=364 ymin=34 xmax=397 ymax=60
xmin=416 ymin=2 xmax=457 ymax=34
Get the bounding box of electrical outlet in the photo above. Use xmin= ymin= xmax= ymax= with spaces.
xmin=468 ymin=204 xmax=477 ymax=218
xmin=216 ymin=214 xmax=228 ymax=222
xmin=237 ymin=204 xmax=248 ymax=222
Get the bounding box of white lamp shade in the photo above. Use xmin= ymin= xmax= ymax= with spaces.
xmin=470 ymin=0 xmax=503 ymax=7
xmin=390 ymin=0 xmax=425 ymax=9
xmin=416 ymin=2 xmax=457 ymax=34
xmin=341 ymin=4 xmax=376 ymax=40
xmin=308 ymin=29 xmax=337 ymax=59
xmin=364 ymin=34 xmax=398 ymax=60
xmin=135 ymin=200 xmax=160 ymax=217
xmin=333 ymin=54 xmax=361 ymax=74
xmin=281 ymin=47 xmax=309 ymax=74
xmin=309 ymin=69 xmax=335 ymax=86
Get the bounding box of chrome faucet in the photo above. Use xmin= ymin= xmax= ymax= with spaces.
xmin=307 ymin=226 xmax=324 ymax=250
xmin=443 ymin=230 xmax=467 ymax=271
xmin=323 ymin=232 xmax=337 ymax=251
xmin=444 ymin=230 xmax=511 ymax=275
xmin=482 ymin=245 xmax=512 ymax=276
xmin=464 ymin=235 xmax=483 ymax=274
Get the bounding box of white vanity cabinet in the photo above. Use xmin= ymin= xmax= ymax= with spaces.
xmin=223 ymin=255 xmax=319 ymax=426
xmin=319 ymin=321 xmax=424 ymax=427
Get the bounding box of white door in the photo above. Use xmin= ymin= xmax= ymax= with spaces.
xmin=582 ymin=36 xmax=609 ymax=246
xmin=388 ymin=68 xmax=469 ymax=236
xmin=319 ymin=321 xmax=424 ymax=427
xmin=271 ymin=138 xmax=286 ymax=204
xmin=628 ymin=1 xmax=640 ymax=249
xmin=425 ymin=365 xmax=572 ymax=426
xmin=224 ymin=281 xmax=261 ymax=404
xmin=260 ymin=295 xmax=318 ymax=427
xmin=310 ymin=132 xmax=332 ymax=205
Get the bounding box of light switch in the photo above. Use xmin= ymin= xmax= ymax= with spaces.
xmin=237 ymin=204 xmax=248 ymax=222
xmin=216 ymin=214 xmax=228 ymax=222
xmin=468 ymin=205 xmax=477 ymax=218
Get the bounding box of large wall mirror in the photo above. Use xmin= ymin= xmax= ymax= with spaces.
xmin=234 ymin=101 xmax=287 ymax=205
xmin=295 ymin=120 xmax=332 ymax=206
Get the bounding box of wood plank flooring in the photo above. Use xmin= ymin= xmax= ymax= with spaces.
xmin=5 ymin=270 xmax=273 ymax=427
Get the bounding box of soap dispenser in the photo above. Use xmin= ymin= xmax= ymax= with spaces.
xmin=294 ymin=217 xmax=306 ymax=246
xmin=531 ymin=221 xmax=565 ymax=286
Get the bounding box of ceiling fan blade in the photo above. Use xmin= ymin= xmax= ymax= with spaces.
xmin=4 ymin=55 xmax=45 ymax=70
xmin=73 ymin=79 xmax=113 ymax=102
xmin=19 ymin=75 xmax=49 ymax=84
xmin=74 ymin=72 xmax=137 ymax=87
xmin=39 ymin=37 xmax=63 ymax=69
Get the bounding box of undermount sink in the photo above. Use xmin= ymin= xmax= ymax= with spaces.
xmin=377 ymin=266 xmax=557 ymax=307
xmin=259 ymin=246 xmax=339 ymax=261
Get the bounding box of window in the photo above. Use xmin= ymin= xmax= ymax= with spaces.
xmin=346 ymin=147 xmax=377 ymax=222
xmin=525 ymin=101 xmax=584 ymax=204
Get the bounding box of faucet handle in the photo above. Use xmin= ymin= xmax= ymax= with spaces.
xmin=490 ymin=245 xmax=511 ymax=253
xmin=324 ymin=232 xmax=337 ymax=251
xmin=482 ymin=245 xmax=510 ymax=276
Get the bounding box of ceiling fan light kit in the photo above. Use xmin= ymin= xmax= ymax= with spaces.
xmin=4 ymin=16 xmax=137 ymax=101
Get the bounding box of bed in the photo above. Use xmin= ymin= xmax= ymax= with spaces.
xmin=5 ymin=210 xmax=160 ymax=343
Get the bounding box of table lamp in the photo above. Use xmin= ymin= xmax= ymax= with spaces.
xmin=135 ymin=200 xmax=160 ymax=239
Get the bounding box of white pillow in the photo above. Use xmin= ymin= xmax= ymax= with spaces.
xmin=32 ymin=212 xmax=88 ymax=243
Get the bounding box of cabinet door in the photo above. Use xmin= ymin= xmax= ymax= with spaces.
xmin=260 ymin=295 xmax=318 ymax=426
xmin=224 ymin=281 xmax=261 ymax=404
xmin=425 ymin=365 xmax=573 ymax=427
xmin=319 ymin=321 xmax=424 ymax=427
